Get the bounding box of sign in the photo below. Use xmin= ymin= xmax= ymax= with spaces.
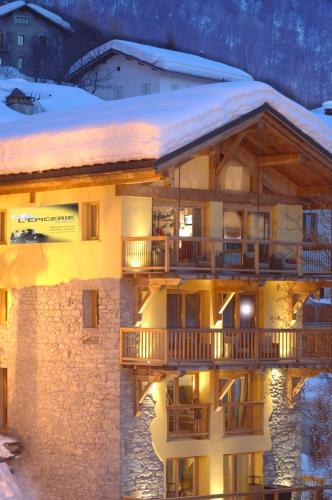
xmin=9 ymin=204 xmax=79 ymax=244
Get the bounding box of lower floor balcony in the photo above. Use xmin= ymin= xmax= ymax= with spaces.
xmin=120 ymin=327 xmax=332 ymax=367
xmin=223 ymin=401 xmax=264 ymax=435
xmin=167 ymin=403 xmax=210 ymax=440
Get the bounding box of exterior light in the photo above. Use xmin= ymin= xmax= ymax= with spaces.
xmin=240 ymin=301 xmax=253 ymax=317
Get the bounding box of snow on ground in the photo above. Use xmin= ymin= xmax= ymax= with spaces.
xmin=312 ymin=107 xmax=332 ymax=130
xmin=0 ymin=81 xmax=331 ymax=175
xmin=68 ymin=39 xmax=253 ymax=82
xmin=0 ymin=78 xmax=102 ymax=124
xmin=0 ymin=464 xmax=24 ymax=500
xmin=0 ymin=2 xmax=71 ymax=31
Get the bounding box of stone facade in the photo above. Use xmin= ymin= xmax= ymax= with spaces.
xmin=264 ymin=369 xmax=303 ymax=486
xmin=0 ymin=278 xmax=130 ymax=500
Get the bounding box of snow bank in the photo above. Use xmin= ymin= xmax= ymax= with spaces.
xmin=0 ymin=81 xmax=332 ymax=175
xmin=0 ymin=1 xmax=71 ymax=31
xmin=0 ymin=464 xmax=24 ymax=500
xmin=68 ymin=39 xmax=253 ymax=82
xmin=0 ymin=78 xmax=101 ymax=124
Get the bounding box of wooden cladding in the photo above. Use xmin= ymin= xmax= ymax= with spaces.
xmin=122 ymin=236 xmax=332 ymax=277
xmin=120 ymin=327 xmax=332 ymax=367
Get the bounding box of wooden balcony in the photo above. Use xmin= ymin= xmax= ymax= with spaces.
xmin=122 ymin=236 xmax=332 ymax=278
xmin=223 ymin=401 xmax=264 ymax=435
xmin=120 ymin=327 xmax=332 ymax=368
xmin=167 ymin=403 xmax=210 ymax=440
xmin=123 ymin=484 xmax=332 ymax=499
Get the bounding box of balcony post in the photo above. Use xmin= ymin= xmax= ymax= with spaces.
xmin=210 ymin=240 xmax=216 ymax=274
xmin=254 ymin=241 xmax=259 ymax=275
xmin=164 ymin=236 xmax=169 ymax=272
xmin=296 ymin=243 xmax=303 ymax=276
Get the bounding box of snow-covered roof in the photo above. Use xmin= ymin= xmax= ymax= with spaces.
xmin=0 ymin=78 xmax=102 ymax=124
xmin=0 ymin=81 xmax=332 ymax=175
xmin=68 ymin=39 xmax=253 ymax=82
xmin=312 ymin=107 xmax=332 ymax=130
xmin=0 ymin=1 xmax=72 ymax=31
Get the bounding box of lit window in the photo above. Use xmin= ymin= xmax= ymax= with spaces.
xmin=112 ymin=85 xmax=123 ymax=100
xmin=17 ymin=34 xmax=25 ymax=47
xmin=0 ymin=290 xmax=8 ymax=325
xmin=140 ymin=82 xmax=151 ymax=95
xmin=14 ymin=16 xmax=30 ymax=25
xmin=17 ymin=56 xmax=24 ymax=70
xmin=82 ymin=290 xmax=99 ymax=329
xmin=82 ymin=202 xmax=99 ymax=240
xmin=0 ymin=211 xmax=6 ymax=244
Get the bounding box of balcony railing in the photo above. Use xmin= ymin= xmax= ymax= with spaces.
xmin=167 ymin=403 xmax=210 ymax=440
xmin=123 ymin=484 xmax=332 ymax=499
xmin=122 ymin=236 xmax=332 ymax=276
xmin=222 ymin=401 xmax=264 ymax=435
xmin=120 ymin=328 xmax=332 ymax=367
xmin=304 ymin=303 xmax=332 ymax=324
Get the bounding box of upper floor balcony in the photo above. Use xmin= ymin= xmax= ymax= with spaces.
xmin=122 ymin=236 xmax=332 ymax=278
xmin=120 ymin=327 xmax=332 ymax=368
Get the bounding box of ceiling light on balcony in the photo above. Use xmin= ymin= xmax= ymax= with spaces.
xmin=240 ymin=301 xmax=253 ymax=317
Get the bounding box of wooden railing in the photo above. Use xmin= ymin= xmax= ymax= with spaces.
xmin=122 ymin=236 xmax=332 ymax=276
xmin=222 ymin=401 xmax=264 ymax=435
xmin=303 ymin=303 xmax=332 ymax=324
xmin=123 ymin=484 xmax=332 ymax=499
xmin=167 ymin=403 xmax=210 ymax=440
xmin=120 ymin=328 xmax=332 ymax=366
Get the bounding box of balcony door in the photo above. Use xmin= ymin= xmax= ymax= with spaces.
xmin=221 ymin=293 xmax=257 ymax=329
xmin=167 ymin=292 xmax=202 ymax=329
xmin=166 ymin=457 xmax=198 ymax=497
xmin=223 ymin=452 xmax=262 ymax=493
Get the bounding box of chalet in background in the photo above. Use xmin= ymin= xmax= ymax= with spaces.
xmin=0 ymin=0 xmax=72 ymax=80
xmin=66 ymin=39 xmax=253 ymax=100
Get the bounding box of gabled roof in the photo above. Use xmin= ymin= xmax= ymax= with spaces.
xmin=68 ymin=39 xmax=253 ymax=82
xmin=0 ymin=81 xmax=331 ymax=176
xmin=0 ymin=1 xmax=72 ymax=31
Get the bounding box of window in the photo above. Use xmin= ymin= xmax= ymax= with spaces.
xmin=14 ymin=16 xmax=30 ymax=24
xmin=82 ymin=290 xmax=99 ymax=328
xmin=112 ymin=85 xmax=123 ymax=100
xmin=223 ymin=453 xmax=262 ymax=493
xmin=82 ymin=202 xmax=99 ymax=240
xmin=39 ymin=36 xmax=47 ymax=48
xmin=17 ymin=34 xmax=25 ymax=47
xmin=0 ymin=290 xmax=8 ymax=325
xmin=17 ymin=56 xmax=24 ymax=70
xmin=0 ymin=33 xmax=4 ymax=47
xmin=166 ymin=457 xmax=198 ymax=497
xmin=0 ymin=56 xmax=3 ymax=66
xmin=303 ymin=212 xmax=318 ymax=242
xmin=140 ymin=82 xmax=151 ymax=95
xmin=0 ymin=368 xmax=7 ymax=432
xmin=116 ymin=66 xmax=121 ymax=71
xmin=0 ymin=211 xmax=6 ymax=244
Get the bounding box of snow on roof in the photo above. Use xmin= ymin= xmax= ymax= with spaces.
xmin=312 ymin=106 xmax=332 ymax=130
xmin=0 ymin=1 xmax=72 ymax=31
xmin=0 ymin=81 xmax=332 ymax=175
xmin=68 ymin=39 xmax=253 ymax=82
xmin=0 ymin=78 xmax=102 ymax=124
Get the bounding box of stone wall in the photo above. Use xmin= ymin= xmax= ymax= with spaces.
xmin=0 ymin=278 xmax=127 ymax=500
xmin=120 ymin=279 xmax=164 ymax=499
xmin=264 ymin=369 xmax=303 ymax=486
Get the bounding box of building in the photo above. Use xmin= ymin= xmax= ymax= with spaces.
xmin=66 ymin=39 xmax=253 ymax=100
xmin=0 ymin=0 xmax=72 ymax=80
xmin=0 ymin=81 xmax=331 ymax=499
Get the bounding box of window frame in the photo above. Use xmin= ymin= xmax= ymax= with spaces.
xmin=82 ymin=289 xmax=99 ymax=329
xmin=82 ymin=202 xmax=100 ymax=241
xmin=17 ymin=34 xmax=25 ymax=47
xmin=14 ymin=15 xmax=30 ymax=25
xmin=0 ymin=290 xmax=8 ymax=326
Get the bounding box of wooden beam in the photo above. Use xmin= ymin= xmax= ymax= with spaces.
xmin=215 ymin=379 xmax=235 ymax=412
xmin=218 ymin=292 xmax=235 ymax=316
xmin=0 ymin=168 xmax=163 ymax=195
xmin=258 ymin=153 xmax=304 ymax=167
xmin=298 ymin=185 xmax=332 ymax=197
xmin=216 ymin=132 xmax=246 ymax=176
xmin=116 ymin=184 xmax=310 ymax=207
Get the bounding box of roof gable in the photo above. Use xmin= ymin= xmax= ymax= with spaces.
xmin=0 ymin=1 xmax=72 ymax=31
